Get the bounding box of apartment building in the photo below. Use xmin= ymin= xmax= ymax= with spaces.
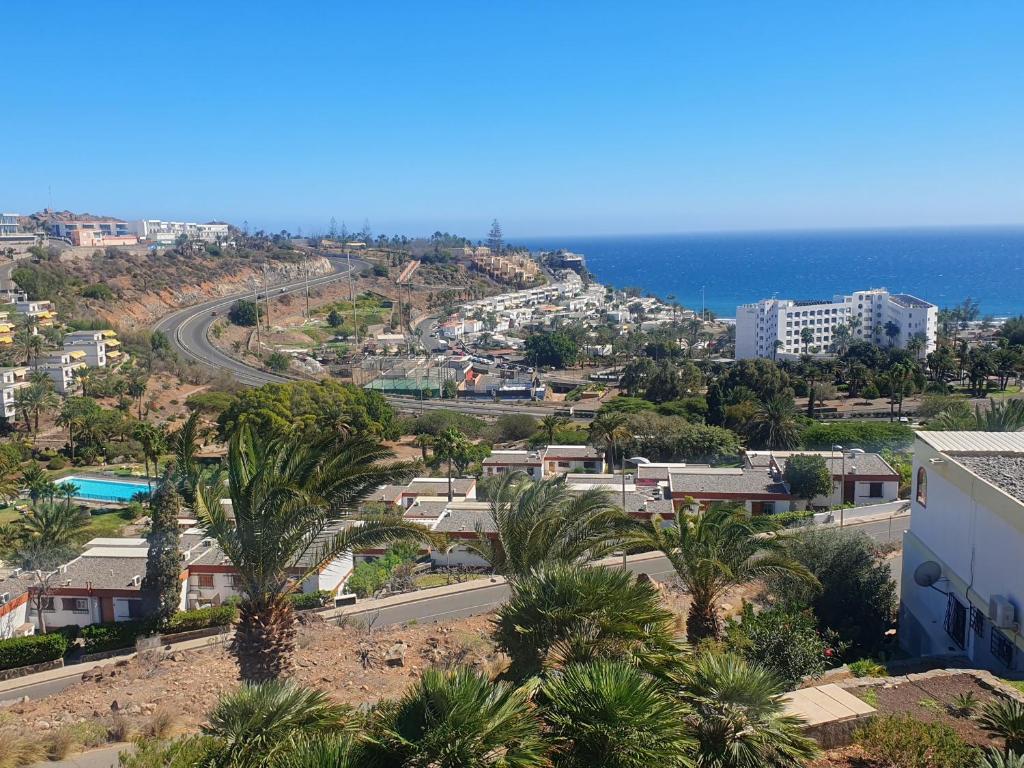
xmin=900 ymin=432 xmax=1024 ymax=672
xmin=130 ymin=220 xmax=230 ymax=244
xmin=735 ymin=288 xmax=937 ymax=360
xmin=14 ymin=295 xmax=56 ymax=328
xmin=39 ymin=352 xmax=87 ymax=394
xmin=63 ymin=329 xmax=120 ymax=367
xmin=0 ymin=366 xmax=29 ymax=420
xmin=48 ymin=219 xmax=133 ymax=240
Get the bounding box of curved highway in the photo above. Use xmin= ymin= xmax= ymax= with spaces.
xmin=153 ymin=256 xmax=363 ymax=387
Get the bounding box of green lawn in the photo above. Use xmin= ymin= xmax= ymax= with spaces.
xmin=0 ymin=504 xmax=139 ymax=542
xmin=414 ymin=573 xmax=484 ymax=590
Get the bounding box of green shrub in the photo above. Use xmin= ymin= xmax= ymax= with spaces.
xmin=165 ymin=605 xmax=237 ymax=634
xmin=802 ymin=421 xmax=915 ymax=452
xmin=0 ymin=632 xmax=68 ymax=670
xmin=725 ymin=605 xmax=842 ymax=687
xmin=849 ymin=658 xmax=887 ymax=677
xmin=979 ymin=698 xmax=1024 ymax=754
xmin=81 ymin=621 xmax=150 ymax=654
xmin=81 ymin=283 xmax=115 ymax=301
xmin=855 ymin=714 xmax=980 ymax=768
xmin=47 ymin=456 xmax=67 ymax=470
xmin=491 ymin=414 xmax=539 ymax=442
xmin=289 ymin=590 xmax=332 ymax=611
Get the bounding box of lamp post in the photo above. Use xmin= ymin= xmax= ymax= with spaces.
xmin=621 ymin=456 xmax=650 ymax=570
xmin=839 ymin=447 xmax=865 ymax=527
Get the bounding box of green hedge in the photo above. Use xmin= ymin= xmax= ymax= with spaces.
xmin=81 ymin=621 xmax=150 ymax=654
xmin=0 ymin=633 xmax=68 ymax=670
xmin=165 ymin=605 xmax=237 ymax=634
xmin=289 ymin=591 xmax=332 ymax=611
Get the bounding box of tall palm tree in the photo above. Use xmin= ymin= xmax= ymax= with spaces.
xmin=132 ymin=421 xmax=167 ymax=490
xmin=21 ymin=464 xmax=56 ymax=509
xmin=361 ymin=667 xmax=547 ymax=768
xmin=493 ymin=565 xmax=683 ymax=680
xmin=14 ymin=382 xmax=58 ymax=438
xmin=194 ymin=426 xmax=427 ymax=682
xmin=126 ymin=371 xmax=149 ymax=420
xmin=747 ymin=395 xmax=801 ymax=450
xmin=467 ymin=473 xmax=628 ymax=581
xmin=168 ymin=411 xmax=202 ymax=504
xmin=625 ymin=505 xmax=816 ymax=641
xmin=539 ymin=413 xmax=570 ymax=444
xmin=541 ymin=660 xmax=695 ymax=768
xmin=588 ymin=411 xmax=630 ymax=471
xmin=932 ymin=397 xmax=1024 ymax=431
xmin=680 ymin=652 xmax=819 ymax=768
xmin=432 ymin=426 xmax=470 ymax=501
xmin=411 ymin=432 xmax=433 ymax=462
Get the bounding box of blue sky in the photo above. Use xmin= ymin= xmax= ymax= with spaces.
xmin=3 ymin=2 xmax=1023 ymax=238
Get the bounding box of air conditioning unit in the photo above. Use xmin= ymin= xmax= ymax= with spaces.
xmin=990 ymin=595 xmax=1017 ymax=629
xmin=0 ymin=593 xmax=9 ymax=605
xmin=131 ymin=575 xmax=142 ymax=587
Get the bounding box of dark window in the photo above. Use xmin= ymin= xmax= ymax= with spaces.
xmin=197 ymin=574 xmax=215 ymax=589
xmin=992 ymin=629 xmax=1015 ymax=667
xmin=63 ymin=598 xmax=89 ymax=614
xmin=970 ymin=606 xmax=985 ymax=639
xmin=916 ymin=467 xmax=927 ymax=507
xmin=126 ymin=600 xmax=145 ymax=619
xmin=944 ymin=593 xmax=967 ymax=649
xmin=39 ymin=597 xmax=54 ymax=612
xmin=869 ymin=482 xmax=884 ymax=498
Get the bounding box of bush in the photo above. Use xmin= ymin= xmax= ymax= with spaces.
xmin=165 ymin=605 xmax=238 ymax=634
xmin=265 ymin=352 xmax=291 ymax=372
xmin=491 ymin=414 xmax=539 ymax=443
xmin=862 ymin=383 xmax=881 ymax=399
xmin=372 ymin=264 xmax=389 ymax=277
xmin=767 ymin=528 xmax=897 ymax=655
xmin=81 ymin=621 xmax=150 ymax=654
xmin=801 ymin=421 xmax=915 ymax=452
xmin=725 ymin=605 xmax=842 ymax=687
xmin=289 ymin=590 xmax=333 ymax=611
xmin=402 ymin=409 xmax=487 ymax=438
xmin=47 ymin=456 xmax=67 ymax=470
xmin=855 ymin=714 xmax=980 ymax=768
xmin=849 ymin=658 xmax=887 ymax=677
xmin=0 ymin=632 xmax=68 ymax=670
xmin=81 ymin=283 xmax=115 ymax=300
xmin=228 ymin=299 xmax=258 ymax=326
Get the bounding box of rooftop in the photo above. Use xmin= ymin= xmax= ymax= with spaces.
xmin=889 ymin=293 xmax=935 ymax=309
xmin=955 ymin=455 xmax=1024 ymax=504
xmin=917 ymin=431 xmax=1024 ymax=454
xmin=542 ymin=445 xmax=603 ymax=459
xmin=669 ymin=467 xmax=791 ymax=497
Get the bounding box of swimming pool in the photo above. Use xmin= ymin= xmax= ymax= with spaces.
xmin=61 ymin=475 xmax=152 ymax=503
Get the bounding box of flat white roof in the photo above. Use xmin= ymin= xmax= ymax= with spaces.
xmin=918 ymin=431 xmax=1024 ymax=454
xmin=82 ymin=546 xmax=149 ymax=558
xmin=85 ymin=537 xmax=146 ymax=548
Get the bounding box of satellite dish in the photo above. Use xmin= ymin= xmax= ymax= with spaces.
xmin=914 ymin=561 xmax=942 ymax=588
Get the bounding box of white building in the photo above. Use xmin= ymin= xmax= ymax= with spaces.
xmin=40 ymin=352 xmax=87 ymax=394
xmin=900 ymin=432 xmax=1024 ymax=673
xmin=130 ymin=220 xmax=230 ymax=244
xmin=735 ymin=288 xmax=937 ymax=360
xmin=63 ymin=329 xmax=119 ymax=367
xmin=0 ymin=366 xmax=29 ymax=420
xmin=0 ymin=213 xmax=19 ymax=237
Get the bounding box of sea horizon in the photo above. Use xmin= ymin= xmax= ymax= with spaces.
xmin=517 ymin=225 xmax=1024 ymax=319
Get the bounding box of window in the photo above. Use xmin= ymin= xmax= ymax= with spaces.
xmin=944 ymin=593 xmax=967 ymax=649
xmin=992 ymin=628 xmax=1015 ymax=667
xmin=196 ymin=574 xmax=215 ymax=589
xmin=125 ymin=600 xmax=145 ymax=619
xmin=970 ymin=606 xmax=985 ymax=639
xmin=39 ymin=597 xmax=54 ymax=612
xmin=62 ymin=598 xmax=89 ymax=614
xmin=869 ymin=482 xmax=884 ymax=498
xmin=916 ymin=467 xmax=927 ymax=507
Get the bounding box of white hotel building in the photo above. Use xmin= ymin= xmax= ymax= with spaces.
xmin=735 ymin=288 xmax=937 ymax=360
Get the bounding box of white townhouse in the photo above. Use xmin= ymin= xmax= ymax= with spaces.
xmin=736 ymin=288 xmax=937 ymax=360
xmin=900 ymin=432 xmax=1024 ymax=673
xmin=63 ymin=329 xmax=121 ymax=367
xmin=0 ymin=366 xmax=29 ymax=420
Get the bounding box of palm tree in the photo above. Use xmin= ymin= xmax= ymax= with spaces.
xmin=625 ymin=505 xmax=816 ymax=640
xmin=15 ymin=382 xmax=58 ymax=438
xmin=197 ymin=681 xmax=358 ymax=768
xmin=56 ymin=396 xmax=98 ymax=462
xmin=541 ymin=660 xmax=695 ymax=768
xmin=126 ymin=371 xmax=148 ymax=420
xmin=747 ymin=395 xmax=802 ymax=450
xmin=194 ymin=426 xmax=427 ymax=682
xmin=799 ymin=327 xmax=814 ymax=354
xmin=588 ymin=411 xmax=630 ymax=471
xmin=466 ymin=473 xmax=627 ymax=581
xmin=680 ymin=652 xmax=819 ymax=768
xmin=411 ymin=433 xmax=433 ymax=462
xmin=432 ymin=426 xmax=470 ymax=501
xmin=493 ymin=565 xmax=683 ymax=680
xmin=18 ymin=500 xmax=90 ymax=551
xmin=539 ymin=414 xmax=569 ymax=445
xmin=21 ymin=464 xmax=56 ymax=509
xmin=361 ymin=667 xmax=547 ymax=768
xmin=168 ymin=411 xmax=202 ymax=505
xmin=884 ymin=320 xmax=901 ymax=347
xmin=133 ymin=421 xmax=166 ymax=490
xmin=56 ymin=481 xmax=79 ymax=505
xmin=932 ymin=398 xmax=1024 ymax=432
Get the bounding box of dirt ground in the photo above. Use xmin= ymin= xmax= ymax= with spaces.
xmin=8 ymin=581 xmax=757 ymax=737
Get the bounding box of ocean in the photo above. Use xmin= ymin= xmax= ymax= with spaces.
xmin=517 ymin=227 xmax=1024 ymax=319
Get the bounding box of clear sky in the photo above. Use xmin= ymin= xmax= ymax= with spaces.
xmin=3 ymin=1 xmax=1023 ymax=239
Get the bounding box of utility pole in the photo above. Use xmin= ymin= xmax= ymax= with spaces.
xmin=347 ymin=250 xmax=359 ymax=346
xmin=253 ymin=282 xmax=262 ymax=354
xmin=262 ymin=266 xmax=272 ymax=330
xmin=303 ymin=250 xmax=311 ymax=320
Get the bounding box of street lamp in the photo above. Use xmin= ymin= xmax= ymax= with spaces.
xmin=621 ymin=456 xmax=650 ymax=570
xmin=838 ymin=447 xmax=865 ymax=527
